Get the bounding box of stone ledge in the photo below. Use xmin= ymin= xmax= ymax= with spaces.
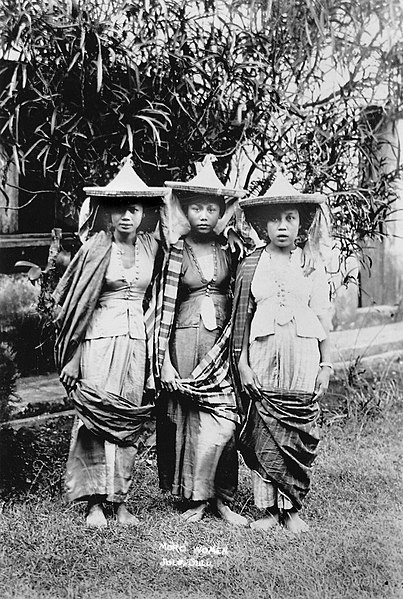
xmin=330 ymin=320 xmax=403 ymax=363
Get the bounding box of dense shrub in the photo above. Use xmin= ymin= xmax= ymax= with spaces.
xmin=0 ymin=342 xmax=19 ymax=421
xmin=0 ymin=274 xmax=55 ymax=375
xmin=0 ymin=416 xmax=73 ymax=500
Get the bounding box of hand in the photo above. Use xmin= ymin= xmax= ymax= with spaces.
xmin=161 ymin=359 xmax=180 ymax=392
xmin=238 ymin=361 xmax=262 ymax=399
xmin=60 ymin=357 xmax=80 ymax=391
xmin=313 ymin=367 xmax=331 ymax=401
xmin=227 ymin=229 xmax=245 ymax=258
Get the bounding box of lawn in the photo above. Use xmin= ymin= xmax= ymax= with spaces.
xmin=0 ymin=395 xmax=402 ymax=599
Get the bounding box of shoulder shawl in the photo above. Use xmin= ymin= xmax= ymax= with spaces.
xmin=230 ymin=246 xmax=265 ymax=414
xmin=52 ymin=231 xmax=112 ymax=372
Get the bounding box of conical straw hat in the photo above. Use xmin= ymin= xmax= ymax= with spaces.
xmin=240 ymin=171 xmax=324 ymax=208
xmin=83 ymin=156 xmax=167 ymax=198
xmin=164 ymin=155 xmax=245 ymax=198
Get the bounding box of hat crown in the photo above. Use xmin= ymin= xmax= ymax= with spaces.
xmin=186 ymin=155 xmax=227 ymax=190
xmin=83 ymin=155 xmax=167 ymax=197
xmin=164 ymin=154 xmax=245 ymax=198
xmin=104 ymin=158 xmax=148 ymax=192
xmin=265 ymin=171 xmax=302 ymax=197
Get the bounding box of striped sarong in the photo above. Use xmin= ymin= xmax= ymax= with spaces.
xmin=71 ymin=380 xmax=154 ymax=446
xmin=239 ymin=389 xmax=320 ymax=509
xmin=154 ymin=240 xmax=239 ymax=424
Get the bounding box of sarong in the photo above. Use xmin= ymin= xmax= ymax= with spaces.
xmin=239 ymin=321 xmax=321 ymax=510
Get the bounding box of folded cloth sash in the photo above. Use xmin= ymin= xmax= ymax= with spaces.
xmin=71 ymin=380 xmax=154 ymax=446
xmin=239 ymin=389 xmax=320 ymax=509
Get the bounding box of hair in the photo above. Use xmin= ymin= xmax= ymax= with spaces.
xmin=243 ymin=202 xmax=317 ymax=246
xmin=177 ymin=192 xmax=226 ymax=218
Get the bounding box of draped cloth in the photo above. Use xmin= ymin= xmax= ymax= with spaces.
xmin=230 ymin=247 xmax=321 ymax=510
xmin=155 ymin=239 xmax=240 ymax=502
xmin=154 ymin=239 xmax=238 ymax=424
xmin=53 ymin=230 xmax=162 ymax=502
xmin=239 ymin=389 xmax=319 ymax=510
xmin=71 ymin=380 xmax=154 ymax=447
xmin=53 ymin=231 xmax=112 ymax=372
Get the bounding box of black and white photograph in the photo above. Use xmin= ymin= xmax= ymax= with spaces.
xmin=0 ymin=1 xmax=402 ymax=598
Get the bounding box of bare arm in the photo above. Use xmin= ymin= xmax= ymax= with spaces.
xmin=238 ymin=312 xmax=262 ymax=399
xmin=314 ymin=314 xmax=332 ymax=401
xmin=60 ymin=346 xmax=82 ymax=391
xmin=160 ymin=348 xmax=180 ymax=392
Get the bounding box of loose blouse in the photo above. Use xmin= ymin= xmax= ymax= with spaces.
xmin=84 ymin=233 xmax=158 ymax=340
xmin=249 ymin=247 xmax=330 ymax=342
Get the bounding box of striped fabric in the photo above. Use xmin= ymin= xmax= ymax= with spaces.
xmin=153 ymin=240 xmax=239 ymax=424
xmin=239 ymin=388 xmax=320 ymax=510
xmin=229 ymin=247 xmax=265 ymax=414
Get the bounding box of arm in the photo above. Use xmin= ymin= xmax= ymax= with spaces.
xmin=237 ymin=311 xmax=262 ymax=399
xmin=59 ymin=345 xmax=82 ymax=391
xmin=160 ymin=348 xmax=180 ymax=392
xmin=314 ymin=313 xmax=332 ymax=401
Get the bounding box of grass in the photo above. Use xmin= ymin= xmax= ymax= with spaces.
xmin=1 ymin=397 xmax=402 ymax=598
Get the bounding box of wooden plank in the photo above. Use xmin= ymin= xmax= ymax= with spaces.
xmin=0 ymin=233 xmax=76 ymax=248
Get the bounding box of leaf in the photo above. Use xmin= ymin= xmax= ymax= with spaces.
xmin=96 ymin=35 xmax=103 ymax=93
xmin=14 ymin=261 xmax=39 ymax=269
xmin=57 ymin=153 xmax=68 ymax=186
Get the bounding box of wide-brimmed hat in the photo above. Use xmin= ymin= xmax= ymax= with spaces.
xmin=164 ymin=155 xmax=245 ymax=199
xmin=240 ymin=171 xmax=324 ymax=209
xmin=79 ymin=156 xmax=169 ymax=241
xmin=83 ymin=156 xmax=168 ymax=198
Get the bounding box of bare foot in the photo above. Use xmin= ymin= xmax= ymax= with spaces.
xmin=283 ymin=511 xmax=309 ymax=534
xmin=216 ymin=500 xmax=249 ymax=527
xmin=250 ymin=514 xmax=279 ymax=531
xmin=116 ymin=504 xmax=140 ymax=526
xmin=86 ymin=503 xmax=107 ymax=529
xmin=181 ymin=502 xmax=208 ymax=523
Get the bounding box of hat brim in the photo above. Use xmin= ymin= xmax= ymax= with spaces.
xmin=164 ymin=182 xmax=245 ymax=198
xmin=240 ymin=193 xmax=324 ymax=208
xmin=83 ymin=187 xmax=168 ymax=197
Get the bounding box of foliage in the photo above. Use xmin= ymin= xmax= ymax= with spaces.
xmin=0 ymin=274 xmax=55 ymax=375
xmin=0 ymin=0 xmax=402 ymax=259
xmin=0 ymin=273 xmax=38 ymax=324
xmin=0 ymin=416 xmax=72 ymax=499
xmin=0 ymin=342 xmax=19 ymax=421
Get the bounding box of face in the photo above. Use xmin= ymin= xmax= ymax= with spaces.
xmin=110 ymin=203 xmax=144 ymax=234
xmin=186 ymin=197 xmax=222 ymax=235
xmin=266 ymin=207 xmax=300 ymax=248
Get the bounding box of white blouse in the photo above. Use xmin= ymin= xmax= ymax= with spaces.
xmin=250 ymin=248 xmax=330 ymax=342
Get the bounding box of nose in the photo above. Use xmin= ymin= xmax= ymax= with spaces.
xmin=278 ymin=216 xmax=288 ymax=229
xmin=199 ymin=207 xmax=208 ymax=220
xmin=122 ymin=209 xmax=133 ymax=219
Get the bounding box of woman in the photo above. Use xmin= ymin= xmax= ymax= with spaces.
xmin=156 ymin=158 xmax=248 ymax=525
xmin=53 ymin=158 xmax=169 ymax=528
xmin=231 ymin=171 xmax=332 ymax=534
